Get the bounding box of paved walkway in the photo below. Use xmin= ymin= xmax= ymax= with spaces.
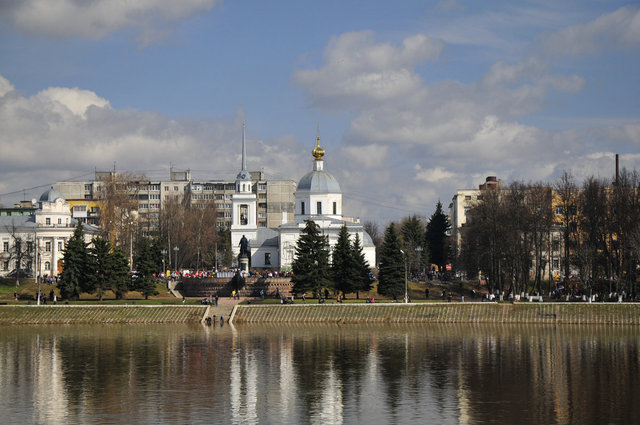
xmin=202 ymin=297 xmax=241 ymax=320
xmin=167 ymin=280 xmax=182 ymax=298
xmin=167 ymin=280 xmax=243 ymax=321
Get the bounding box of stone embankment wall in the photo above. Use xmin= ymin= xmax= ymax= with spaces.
xmin=0 ymin=305 xmax=207 ymax=325
xmin=231 ymin=303 xmax=640 ymax=325
xmin=181 ymin=277 xmax=293 ymax=298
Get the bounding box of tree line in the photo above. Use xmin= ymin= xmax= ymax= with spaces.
xmin=458 ymin=169 xmax=640 ymax=298
xmin=291 ymin=221 xmax=372 ymax=298
xmin=96 ymin=172 xmax=233 ymax=272
xmin=58 ymin=223 xmax=165 ymax=300
xmin=291 ymin=201 xmax=451 ymax=300
xmin=375 ymin=202 xmax=450 ymax=299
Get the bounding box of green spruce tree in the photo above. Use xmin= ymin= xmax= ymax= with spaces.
xmin=59 ymin=223 xmax=90 ymax=300
xmin=291 ymin=220 xmax=331 ymax=298
xmin=89 ymin=237 xmax=112 ymax=301
xmin=377 ymin=223 xmax=405 ymax=300
xmin=352 ymin=233 xmax=372 ymax=298
xmin=134 ymin=239 xmax=158 ymax=299
xmin=331 ymin=224 xmax=356 ymax=297
xmin=110 ymin=247 xmax=130 ymax=300
xmin=426 ymin=201 xmax=451 ymax=272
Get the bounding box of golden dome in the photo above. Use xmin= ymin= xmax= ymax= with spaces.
xmin=312 ymin=136 xmax=325 ymax=160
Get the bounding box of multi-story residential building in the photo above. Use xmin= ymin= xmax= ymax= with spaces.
xmin=449 ymin=176 xmax=566 ymax=280
xmin=56 ymin=169 xmax=296 ymax=237
xmin=449 ymin=176 xmax=502 ymax=255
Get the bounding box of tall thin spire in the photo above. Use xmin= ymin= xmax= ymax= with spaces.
xmin=241 ymin=120 xmax=247 ymax=172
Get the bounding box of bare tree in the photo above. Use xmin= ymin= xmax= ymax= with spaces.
xmin=2 ymin=221 xmax=35 ymax=284
xmin=609 ymin=169 xmax=640 ymax=296
xmin=527 ymin=182 xmax=553 ymax=295
xmin=363 ymin=220 xmax=382 ymax=268
xmin=577 ymin=176 xmax=609 ymax=294
xmin=182 ymin=200 xmax=219 ymax=269
xmin=554 ymin=171 xmax=579 ymax=281
xmin=96 ymin=172 xmax=141 ymax=250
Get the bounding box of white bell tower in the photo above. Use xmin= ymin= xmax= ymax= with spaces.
xmin=231 ymin=121 xmax=257 ymax=257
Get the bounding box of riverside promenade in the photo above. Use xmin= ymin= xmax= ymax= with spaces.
xmin=1 ymin=301 xmax=638 ymax=325
xmin=0 ymin=297 xmax=239 ymax=325
xmin=230 ymin=302 xmax=640 ymax=325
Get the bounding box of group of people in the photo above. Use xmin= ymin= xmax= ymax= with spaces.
xmin=36 ymin=275 xmax=58 ymax=284
xmin=201 ymin=295 xmax=219 ymax=305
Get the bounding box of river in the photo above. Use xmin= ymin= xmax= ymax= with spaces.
xmin=0 ymin=323 xmax=638 ymax=424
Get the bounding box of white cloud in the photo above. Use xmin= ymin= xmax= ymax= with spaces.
xmin=3 ymin=0 xmax=222 ymax=46
xmin=0 ymin=74 xmax=308 ymax=205
xmin=291 ymin=7 xmax=640 ymax=221
xmin=414 ymin=166 xmax=455 ymax=183
xmin=0 ymin=76 xmax=15 ymax=97
xmin=537 ymin=6 xmax=640 ymax=58
xmin=36 ymin=87 xmax=111 ymax=118
xmin=293 ymin=31 xmax=443 ymax=108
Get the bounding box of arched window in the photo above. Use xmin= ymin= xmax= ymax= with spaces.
xmin=45 ymin=261 xmax=51 ymax=271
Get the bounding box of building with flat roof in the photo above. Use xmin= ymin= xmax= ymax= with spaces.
xmin=55 ymin=169 xmax=296 ymax=237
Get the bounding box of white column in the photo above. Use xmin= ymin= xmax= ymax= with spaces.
xmin=52 ymin=237 xmax=57 ymax=276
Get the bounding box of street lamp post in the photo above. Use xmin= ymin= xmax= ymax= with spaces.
xmin=400 ymin=249 xmax=408 ymax=303
xmin=129 ymin=221 xmax=134 ymax=272
xmin=415 ymin=246 xmax=423 ymax=281
xmin=173 ymin=246 xmax=179 ymax=273
xmin=161 ymin=249 xmax=167 ymax=276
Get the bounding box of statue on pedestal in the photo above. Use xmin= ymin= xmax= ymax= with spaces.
xmin=239 ymin=235 xmax=250 ymax=256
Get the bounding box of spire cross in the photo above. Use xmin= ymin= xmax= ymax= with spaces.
xmin=241 ymin=120 xmax=247 ymax=172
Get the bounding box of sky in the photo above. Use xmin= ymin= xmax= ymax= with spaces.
xmin=0 ymin=0 xmax=638 ymax=225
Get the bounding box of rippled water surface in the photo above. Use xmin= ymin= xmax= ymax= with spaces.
xmin=0 ymin=323 xmax=638 ymax=424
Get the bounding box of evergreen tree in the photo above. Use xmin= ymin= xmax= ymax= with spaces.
xmin=110 ymin=247 xmax=130 ymax=300
xmin=331 ymin=225 xmax=356 ymax=297
xmin=426 ymin=201 xmax=451 ymax=272
xmin=377 ymin=223 xmax=405 ymax=299
xmin=352 ymin=233 xmax=372 ymax=298
xmin=88 ymin=237 xmax=131 ymax=301
xmin=134 ymin=239 xmax=158 ymax=299
xmin=89 ymin=237 xmax=112 ymax=301
xmin=291 ymin=220 xmax=331 ymax=298
xmin=150 ymin=238 xmax=165 ymax=272
xmin=59 ymin=223 xmax=90 ymax=300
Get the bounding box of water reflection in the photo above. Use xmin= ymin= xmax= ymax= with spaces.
xmin=0 ymin=324 xmax=638 ymax=424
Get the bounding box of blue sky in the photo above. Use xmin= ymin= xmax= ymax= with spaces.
xmin=0 ymin=0 xmax=638 ymax=224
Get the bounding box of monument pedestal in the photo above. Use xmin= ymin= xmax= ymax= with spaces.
xmin=239 ymin=254 xmax=249 ymax=275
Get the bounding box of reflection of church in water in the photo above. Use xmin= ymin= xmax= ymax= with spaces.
xmin=230 ymin=124 xmax=376 ymax=271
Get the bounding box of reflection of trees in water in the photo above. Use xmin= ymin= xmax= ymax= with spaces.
xmin=5 ymin=323 xmax=639 ymax=424
xmin=268 ymin=323 xmax=640 ymax=425
xmin=54 ymin=325 xmax=232 ymax=421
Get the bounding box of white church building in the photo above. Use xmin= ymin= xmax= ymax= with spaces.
xmin=230 ymin=125 xmax=376 ymax=271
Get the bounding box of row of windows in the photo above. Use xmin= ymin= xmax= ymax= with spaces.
xmin=139 ymin=204 xmax=160 ymax=210
xmin=3 ymin=240 xmax=63 ymax=252
xmin=45 ymin=217 xmax=69 ymax=226
xmin=2 ymin=260 xmax=53 ymax=271
xmin=300 ymin=201 xmax=337 ymax=215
